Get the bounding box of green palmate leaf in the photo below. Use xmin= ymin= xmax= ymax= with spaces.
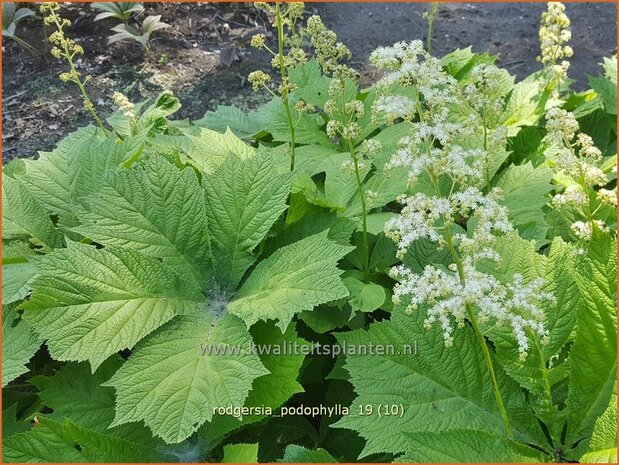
xmin=580 ymin=393 xmax=617 ymax=463
xmin=23 ymin=240 xmax=202 ymax=370
xmin=496 ymin=162 xmax=553 ymax=245
xmin=3 ymin=416 xmax=172 ymax=463
xmin=509 ymin=126 xmax=543 ymax=165
xmin=2 ymin=174 xmax=63 ymax=249
xmin=204 ymin=152 xmax=292 ymax=289
xmin=74 ymin=155 xmax=213 ymax=284
xmin=402 ymin=232 xmax=460 ymax=274
xmin=183 ymin=127 xmax=255 ymax=174
xmin=29 ymin=358 xmax=168 ymax=453
xmin=289 ymin=59 xmax=331 ymax=109
xmin=2 ymin=304 xmax=42 ymax=387
xmin=201 ymin=321 xmax=310 ymax=448
xmin=344 ymin=167 xmax=409 ymax=218
xmin=397 ymin=430 xmax=545 ymax=463
xmin=263 ymin=210 xmax=355 ymax=257
xmin=567 ymin=233 xmax=617 ymax=450
xmin=54 ymin=418 xmax=172 ymax=462
xmin=479 ymin=235 xmax=568 ymax=352
xmin=105 ymin=311 xmax=269 ymax=444
xmin=477 ymin=236 xmax=579 ymax=427
xmin=334 ymin=308 xmax=543 ymax=458
xmin=70 ymin=133 xmax=139 ymax=200
xmin=282 ymin=445 xmax=338 ymax=463
xmin=2 ymin=404 xmax=30 ymax=438
xmin=31 ymin=358 xmax=129 ymax=433
xmin=223 ymin=443 xmax=259 ymax=463
xmin=541 ymin=238 xmax=580 ymax=358
xmin=19 ymin=127 xmax=99 ymax=224
xmin=440 ymin=47 xmax=496 ymax=81
xmin=294 ymin=144 xmax=362 ymax=211
xmin=228 ymin=231 xmax=352 ymax=331
xmin=476 ymin=234 xmax=574 ymax=438
xmin=298 ymin=304 xmax=351 ymax=334
xmin=195 ymin=104 xmax=269 ymax=139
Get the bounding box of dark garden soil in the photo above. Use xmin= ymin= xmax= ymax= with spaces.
xmin=2 ymin=2 xmax=616 ymax=162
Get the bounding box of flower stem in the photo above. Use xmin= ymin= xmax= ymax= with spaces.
xmin=275 ymin=2 xmax=296 ymax=171
xmin=347 ymin=140 xmax=370 ymax=282
xmin=426 ymin=3 xmax=439 ymax=55
xmin=466 ymin=303 xmax=514 ymax=439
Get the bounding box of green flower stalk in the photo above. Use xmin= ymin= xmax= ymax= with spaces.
xmin=423 ymin=2 xmax=440 ymax=56
xmin=40 ymin=2 xmax=107 ymax=132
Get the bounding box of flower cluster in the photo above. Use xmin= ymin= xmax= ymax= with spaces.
xmin=41 ymin=4 xmax=86 ymax=84
xmin=112 ymin=92 xmax=136 ymax=119
xmin=371 ymin=40 xmax=459 ymax=114
xmin=463 ymin=64 xmax=510 ymax=128
xmin=40 ymin=3 xmax=105 ymax=129
xmin=306 ymin=15 xmax=357 ymax=80
xmin=537 ymin=2 xmax=573 ymax=82
xmin=248 ymin=3 xmax=307 ymax=98
xmin=372 ymin=41 xmax=552 ymax=358
xmin=391 ymin=262 xmax=552 ymax=359
xmin=545 ymin=107 xmax=615 ymax=240
xmin=385 ymin=187 xmax=512 ymax=260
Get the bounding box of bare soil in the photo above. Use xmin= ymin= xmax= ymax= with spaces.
xmin=3 ymin=2 xmax=616 ymax=162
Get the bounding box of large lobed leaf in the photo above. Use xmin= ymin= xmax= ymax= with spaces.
xmin=105 ymin=311 xmax=269 ymax=444
xmin=203 ymin=151 xmax=292 ymax=289
xmin=566 ymin=233 xmax=617 ymax=452
xmin=228 ymin=231 xmax=352 ymax=331
xmin=334 ymin=307 xmax=544 ymax=459
xmin=22 ymin=240 xmax=203 ymax=370
xmin=74 ymin=155 xmax=213 ymax=285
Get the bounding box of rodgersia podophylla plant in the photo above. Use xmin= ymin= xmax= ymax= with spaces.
xmin=4 ymin=2 xmax=617 ymax=463
xmin=248 ymin=2 xmax=306 ymax=170
xmin=372 ymin=40 xmax=555 ymax=436
xmin=537 ymin=2 xmax=573 ymax=93
xmin=40 ymin=2 xmax=107 ymax=131
xmin=545 ymin=108 xmax=616 ymax=241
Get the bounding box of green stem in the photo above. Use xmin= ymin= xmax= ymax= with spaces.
xmin=347 ymin=140 xmax=369 ymax=282
xmin=275 ymin=3 xmax=296 ymax=171
xmin=466 ymin=303 xmax=514 ymax=439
